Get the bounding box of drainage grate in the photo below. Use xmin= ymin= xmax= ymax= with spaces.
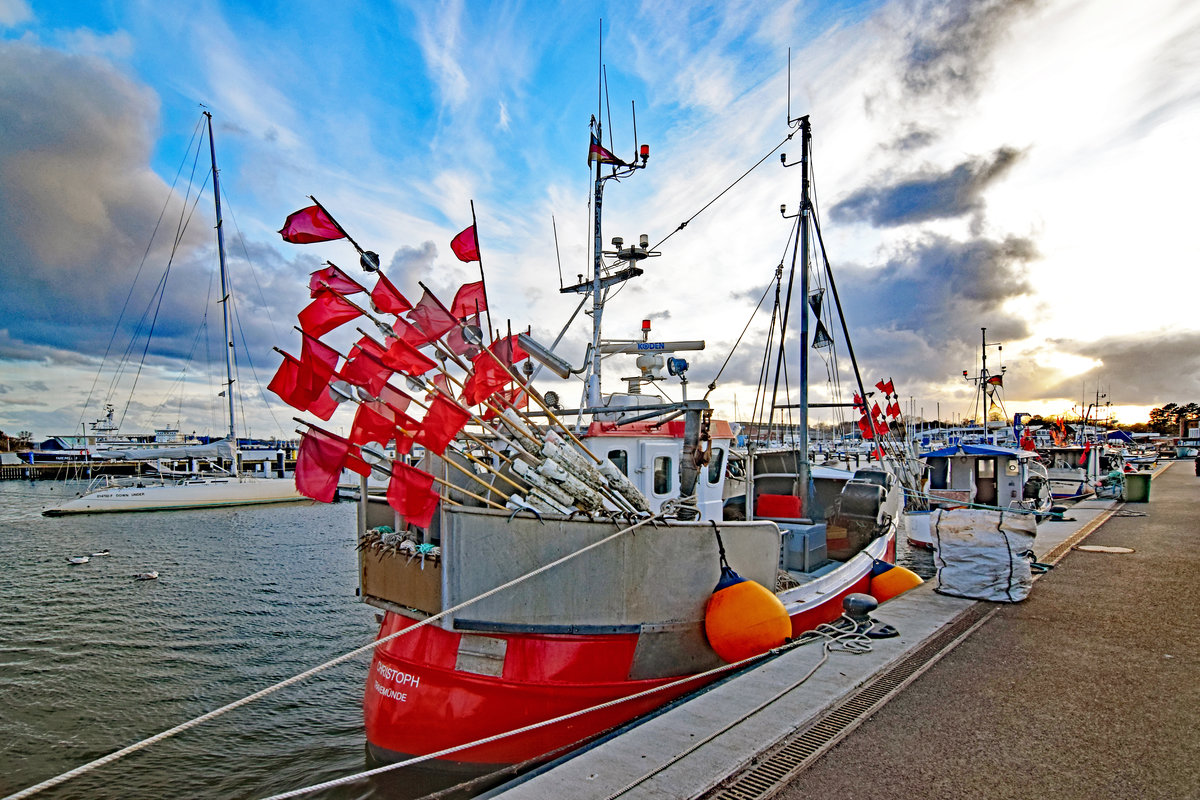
xmin=705 ymin=602 xmax=996 ymax=800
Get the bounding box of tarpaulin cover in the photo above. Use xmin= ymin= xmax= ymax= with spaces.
xmin=932 ymin=508 xmax=1037 ymax=603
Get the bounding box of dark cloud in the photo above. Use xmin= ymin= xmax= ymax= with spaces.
xmin=901 ymin=0 xmax=1040 ymax=102
xmin=387 ymin=241 xmax=438 ymax=279
xmin=1035 ymin=331 xmax=1200 ymax=408
xmin=888 ymin=126 xmax=938 ymax=152
xmin=832 ymin=146 xmax=1023 ymax=227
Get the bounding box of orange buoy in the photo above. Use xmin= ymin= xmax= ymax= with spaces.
xmin=704 ymin=566 xmax=791 ymax=663
xmin=869 ymin=559 xmax=923 ymax=602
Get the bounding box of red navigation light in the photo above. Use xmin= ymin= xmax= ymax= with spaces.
xmin=963 ymin=370 xmax=969 ymax=378
xmin=640 ymin=144 xmax=650 ymax=160
xmin=642 ymin=319 xmax=652 ymax=331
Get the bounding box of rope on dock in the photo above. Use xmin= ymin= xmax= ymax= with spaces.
xmin=2 ymin=512 xmax=668 ymax=800
xmin=255 ymin=616 xmax=878 ymax=800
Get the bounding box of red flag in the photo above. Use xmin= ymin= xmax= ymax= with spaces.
xmin=391 ymin=316 xmax=431 ymax=348
xmin=416 ymin=394 xmax=471 ymax=454
xmin=306 ymin=381 xmax=340 ymax=421
xmin=279 ymin=205 xmax=345 ymax=244
xmin=450 ymin=281 xmax=487 ymax=318
xmin=301 ymin=332 xmax=341 ymax=378
xmin=870 ymin=402 xmax=883 ymax=420
xmin=857 ymin=416 xmax=875 ymax=440
xmin=886 ymin=401 xmax=902 ymax=418
xmin=852 ymin=393 xmax=864 ymax=413
xmin=294 ymin=427 xmax=352 ymax=502
xmin=874 ymin=416 xmax=889 ymax=436
xmin=483 ymin=386 xmax=528 ymax=420
xmin=882 ymin=379 xmax=895 ymax=396
xmin=407 ymin=289 xmax=457 ymax=341
xmin=308 ymin=264 xmax=364 ymax=298
xmin=340 ymin=346 xmax=393 ymax=396
xmin=381 ymin=336 xmax=437 ymax=376
xmin=489 ymin=334 xmax=528 ymax=365
xmin=371 ymin=271 xmax=412 ymax=314
xmin=450 ymin=225 xmax=480 ymax=263
xmin=349 ymin=400 xmax=398 ymax=447
xmin=298 ymin=288 xmax=361 ymax=337
xmin=268 ymin=353 xmax=315 ymax=411
xmin=386 ymin=462 xmax=441 ymax=528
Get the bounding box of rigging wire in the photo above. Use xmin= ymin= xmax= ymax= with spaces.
xmin=77 ymin=117 xmax=207 ymax=436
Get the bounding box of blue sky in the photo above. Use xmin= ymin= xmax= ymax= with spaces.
xmin=1 ymin=0 xmax=1197 ymax=440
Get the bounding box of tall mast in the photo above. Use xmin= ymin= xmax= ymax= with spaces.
xmin=797 ymin=117 xmax=811 ymax=506
xmin=205 ymin=111 xmax=238 ymax=473
xmin=587 ymin=125 xmax=606 ymax=407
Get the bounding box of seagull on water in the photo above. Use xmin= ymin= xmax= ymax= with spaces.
xmin=90 ymin=549 xmax=110 ymax=557
xmin=133 ymin=571 xmax=159 ymax=581
xmin=66 ymin=556 xmax=90 ymax=565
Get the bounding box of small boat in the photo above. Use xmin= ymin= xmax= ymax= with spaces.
xmin=905 ymin=333 xmax=1051 ymax=550
xmin=90 ymin=550 xmax=110 ymax=557
xmin=66 ymin=556 xmax=90 ymax=565
xmin=132 ymin=571 xmax=159 ymax=581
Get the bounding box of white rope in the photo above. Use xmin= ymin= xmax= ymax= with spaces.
xmin=3 ymin=512 xmax=667 ymax=800
xmin=258 ymin=617 xmax=874 ymax=800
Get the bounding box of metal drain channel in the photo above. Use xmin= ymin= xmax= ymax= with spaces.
xmin=705 ymin=602 xmax=997 ymax=800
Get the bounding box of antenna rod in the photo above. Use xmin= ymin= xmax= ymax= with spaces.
xmin=469 ymin=199 xmax=495 ymax=343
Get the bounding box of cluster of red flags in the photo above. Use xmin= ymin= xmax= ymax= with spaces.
xmin=272 ymin=206 xmax=519 ymax=529
xmin=851 ymin=379 xmax=902 ymax=443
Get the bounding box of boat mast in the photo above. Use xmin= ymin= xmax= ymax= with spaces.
xmin=587 ymin=127 xmax=606 ymax=408
xmin=205 ymin=111 xmax=238 ymax=474
xmin=797 ymin=117 xmax=811 ymax=507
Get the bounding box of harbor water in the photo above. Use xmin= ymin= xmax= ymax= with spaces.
xmin=1 ymin=479 xmax=932 ymax=799
xmin=0 ymin=479 xmax=456 ymax=800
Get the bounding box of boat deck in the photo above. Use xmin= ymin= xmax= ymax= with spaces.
xmin=485 ymin=461 xmax=1194 ymax=800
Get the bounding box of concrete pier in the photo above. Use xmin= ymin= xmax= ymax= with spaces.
xmin=487 ymin=461 xmax=1197 ymax=800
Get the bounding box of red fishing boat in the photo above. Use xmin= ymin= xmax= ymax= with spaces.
xmin=274 ymin=108 xmax=918 ymax=775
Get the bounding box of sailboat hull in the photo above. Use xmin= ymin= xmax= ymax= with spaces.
xmin=43 ymin=477 xmax=306 ymax=515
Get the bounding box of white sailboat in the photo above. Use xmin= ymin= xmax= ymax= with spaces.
xmin=44 ymin=113 xmax=304 ymax=516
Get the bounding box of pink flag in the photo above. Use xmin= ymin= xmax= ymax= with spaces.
xmin=308 ymin=264 xmax=364 ymax=298
xmin=408 ymin=289 xmax=457 ymax=341
xmin=279 ymin=205 xmax=345 ymax=244
xmin=450 ymin=224 xmax=480 ymax=263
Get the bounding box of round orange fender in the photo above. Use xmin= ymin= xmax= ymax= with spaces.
xmin=869 ymin=559 xmax=923 ymax=602
xmin=704 ymin=566 xmax=791 ymax=663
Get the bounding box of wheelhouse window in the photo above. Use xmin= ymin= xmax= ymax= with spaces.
xmin=607 ymin=449 xmax=628 ymax=476
xmin=653 ymin=456 xmax=673 ymax=495
xmin=707 ymin=448 xmax=725 ymax=484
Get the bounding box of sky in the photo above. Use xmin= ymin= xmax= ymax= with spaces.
xmin=1 ymin=0 xmax=1198 ymax=442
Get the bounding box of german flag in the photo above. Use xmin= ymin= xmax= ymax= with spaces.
xmin=588 ymin=133 xmax=625 ymax=166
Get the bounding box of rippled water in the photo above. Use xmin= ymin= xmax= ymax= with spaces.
xmin=0 ymin=480 xmax=455 ymax=800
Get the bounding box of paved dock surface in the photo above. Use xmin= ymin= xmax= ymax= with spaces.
xmin=777 ymin=460 xmax=1199 ymax=800
xmin=488 ymin=462 xmax=1197 ymax=800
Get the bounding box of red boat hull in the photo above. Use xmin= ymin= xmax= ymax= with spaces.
xmin=363 ymin=535 xmax=895 ymax=769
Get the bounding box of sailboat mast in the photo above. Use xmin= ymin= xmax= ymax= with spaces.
xmin=797 ymin=117 xmax=812 ymax=507
xmin=205 ymin=111 xmax=238 ymax=473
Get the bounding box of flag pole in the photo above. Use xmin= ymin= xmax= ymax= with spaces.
xmin=469 ymin=200 xmax=494 ymax=343
xmin=308 ymin=195 xmax=380 ymax=272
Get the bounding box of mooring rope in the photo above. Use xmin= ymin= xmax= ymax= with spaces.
xmin=3 ymin=512 xmax=669 ymax=800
